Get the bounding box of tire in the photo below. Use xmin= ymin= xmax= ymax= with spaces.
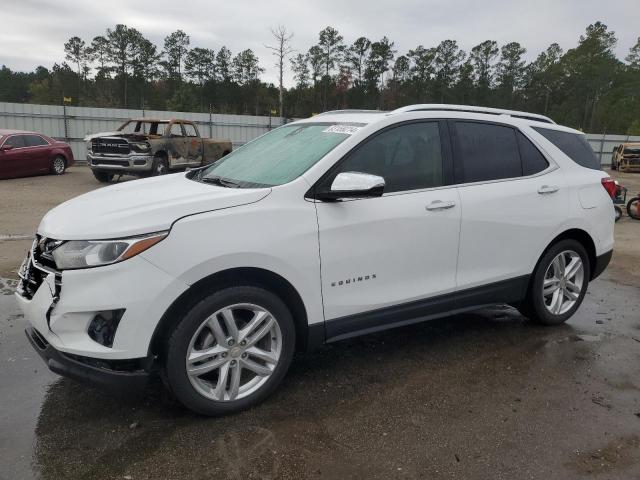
xmin=520 ymin=239 xmax=590 ymax=325
xmin=50 ymin=155 xmax=66 ymax=175
xmin=614 ymin=205 xmax=622 ymax=222
xmin=151 ymin=155 xmax=169 ymax=176
xmin=92 ymin=170 xmax=114 ymax=183
xmin=627 ymin=198 xmax=640 ymax=220
xmin=164 ymin=285 xmax=296 ymax=416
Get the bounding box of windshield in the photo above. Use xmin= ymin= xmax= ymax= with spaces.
xmin=118 ymin=120 xmax=168 ymax=136
xmin=199 ymin=123 xmax=360 ymax=187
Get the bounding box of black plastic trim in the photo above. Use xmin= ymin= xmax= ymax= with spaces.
xmin=25 ymin=328 xmax=150 ymax=391
xmin=323 ymin=275 xmax=530 ymax=343
xmin=591 ymin=250 xmax=613 ymax=280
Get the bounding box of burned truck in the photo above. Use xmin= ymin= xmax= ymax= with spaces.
xmin=86 ymin=118 xmax=232 ymax=182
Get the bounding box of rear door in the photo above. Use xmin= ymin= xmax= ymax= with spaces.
xmin=183 ymin=123 xmax=204 ymax=166
xmin=451 ymin=120 xmax=568 ymax=290
xmin=23 ymin=134 xmax=51 ymax=173
xmin=315 ymin=121 xmax=461 ymax=338
xmin=167 ymin=122 xmax=189 ymax=168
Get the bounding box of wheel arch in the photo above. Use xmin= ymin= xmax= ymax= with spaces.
xmin=52 ymin=151 xmax=68 ymax=164
xmin=534 ymin=228 xmax=598 ymax=281
xmin=149 ymin=267 xmax=311 ymax=359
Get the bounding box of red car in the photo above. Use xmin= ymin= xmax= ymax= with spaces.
xmin=0 ymin=129 xmax=75 ymax=180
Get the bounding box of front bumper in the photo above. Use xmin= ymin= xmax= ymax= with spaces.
xmin=88 ymin=153 xmax=153 ymax=172
xmin=15 ymin=251 xmax=189 ymax=360
xmin=25 ymin=327 xmax=150 ymax=390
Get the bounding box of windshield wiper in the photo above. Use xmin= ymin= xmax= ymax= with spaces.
xmin=200 ymin=175 xmax=239 ymax=188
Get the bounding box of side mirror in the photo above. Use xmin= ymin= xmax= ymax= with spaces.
xmin=0 ymin=144 xmax=14 ymax=152
xmin=317 ymin=172 xmax=385 ymax=201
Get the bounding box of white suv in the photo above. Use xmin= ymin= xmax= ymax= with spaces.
xmin=17 ymin=104 xmax=614 ymax=415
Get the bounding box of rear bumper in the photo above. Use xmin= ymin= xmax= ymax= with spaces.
xmin=26 ymin=327 xmax=150 ymax=390
xmin=591 ymin=249 xmax=613 ymax=280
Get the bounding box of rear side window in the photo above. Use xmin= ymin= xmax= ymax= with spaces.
xmin=24 ymin=135 xmax=48 ymax=147
xmin=183 ymin=124 xmax=198 ymax=137
xmin=169 ymin=123 xmax=183 ymax=137
xmin=454 ymin=122 xmax=521 ymax=182
xmin=533 ymin=127 xmax=600 ymax=170
xmin=517 ymin=132 xmax=549 ymax=175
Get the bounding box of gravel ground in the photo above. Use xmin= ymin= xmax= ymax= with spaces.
xmin=1 ymin=166 xmax=639 ymax=480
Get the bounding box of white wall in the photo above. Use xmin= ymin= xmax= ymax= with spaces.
xmin=0 ymin=102 xmax=291 ymax=162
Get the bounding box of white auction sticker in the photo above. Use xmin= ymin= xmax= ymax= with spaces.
xmin=323 ymin=125 xmax=361 ymax=135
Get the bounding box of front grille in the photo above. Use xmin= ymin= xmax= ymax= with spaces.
xmin=17 ymin=235 xmax=62 ymax=300
xmin=91 ymin=137 xmax=130 ymax=155
xmin=91 ymin=159 xmax=130 ymax=167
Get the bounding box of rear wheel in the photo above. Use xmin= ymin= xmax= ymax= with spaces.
xmin=627 ymin=198 xmax=640 ymax=220
xmin=92 ymin=170 xmax=114 ymax=183
xmin=614 ymin=205 xmax=622 ymax=222
xmin=50 ymin=155 xmax=66 ymax=175
xmin=164 ymin=285 xmax=295 ymax=416
xmin=151 ymin=155 xmax=168 ymax=176
xmin=520 ymin=239 xmax=590 ymax=325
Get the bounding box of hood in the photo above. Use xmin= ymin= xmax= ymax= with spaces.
xmin=38 ymin=173 xmax=271 ymax=240
xmin=84 ymin=131 xmax=120 ymax=141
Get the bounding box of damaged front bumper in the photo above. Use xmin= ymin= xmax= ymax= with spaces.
xmin=15 ymin=244 xmax=189 ymax=377
xmin=25 ymin=327 xmax=150 ymax=390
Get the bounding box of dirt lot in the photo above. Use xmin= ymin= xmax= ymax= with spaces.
xmin=1 ymin=166 xmax=640 ymax=479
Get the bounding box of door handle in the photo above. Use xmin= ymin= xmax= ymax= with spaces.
xmin=538 ymin=185 xmax=559 ymax=195
xmin=426 ymin=200 xmax=456 ymax=211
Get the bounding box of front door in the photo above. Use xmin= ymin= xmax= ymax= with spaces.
xmin=314 ymin=121 xmax=461 ymax=339
xmin=0 ymin=135 xmax=28 ymax=177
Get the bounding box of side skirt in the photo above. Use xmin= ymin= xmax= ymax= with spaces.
xmin=318 ymin=275 xmax=530 ymax=344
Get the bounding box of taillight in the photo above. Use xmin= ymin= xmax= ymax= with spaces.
xmin=601 ymin=177 xmax=616 ymax=199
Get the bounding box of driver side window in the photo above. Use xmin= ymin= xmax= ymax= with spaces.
xmin=4 ymin=135 xmax=26 ymax=148
xmin=334 ymin=122 xmax=444 ymax=193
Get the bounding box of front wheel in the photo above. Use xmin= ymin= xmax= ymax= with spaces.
xmin=614 ymin=205 xmax=622 ymax=222
xmin=627 ymin=197 xmax=640 ymax=220
xmin=92 ymin=170 xmax=114 ymax=183
xmin=151 ymin=155 xmax=169 ymax=176
xmin=520 ymin=239 xmax=590 ymax=325
xmin=164 ymin=286 xmax=296 ymax=416
xmin=50 ymin=155 xmax=66 ymax=175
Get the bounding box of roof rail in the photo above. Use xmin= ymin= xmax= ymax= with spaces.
xmin=314 ymin=109 xmax=387 ymax=116
xmin=390 ymin=104 xmax=555 ymax=124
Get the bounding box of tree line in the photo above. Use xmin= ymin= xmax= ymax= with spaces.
xmin=0 ymin=21 xmax=639 ymax=134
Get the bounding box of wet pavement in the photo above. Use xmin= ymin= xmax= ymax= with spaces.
xmin=1 ymin=273 xmax=639 ymax=480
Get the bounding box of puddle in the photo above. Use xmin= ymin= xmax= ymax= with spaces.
xmin=1 ymin=277 xmax=18 ymax=295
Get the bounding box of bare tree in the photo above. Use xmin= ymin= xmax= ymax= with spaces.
xmin=265 ymin=25 xmax=294 ymax=117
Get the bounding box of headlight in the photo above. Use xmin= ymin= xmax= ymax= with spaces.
xmin=130 ymin=142 xmax=151 ymax=153
xmin=51 ymin=232 xmax=167 ymax=270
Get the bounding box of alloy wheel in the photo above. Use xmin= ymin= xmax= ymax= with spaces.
xmin=185 ymin=303 xmax=282 ymax=402
xmin=53 ymin=157 xmax=65 ymax=174
xmin=542 ymin=250 xmax=584 ymax=315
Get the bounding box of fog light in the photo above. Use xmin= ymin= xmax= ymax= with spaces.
xmin=88 ymin=309 xmax=125 ymax=348
xmin=133 ymin=159 xmax=147 ymax=166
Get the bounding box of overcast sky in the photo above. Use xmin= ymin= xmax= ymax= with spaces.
xmin=1 ymin=0 xmax=638 ymax=86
